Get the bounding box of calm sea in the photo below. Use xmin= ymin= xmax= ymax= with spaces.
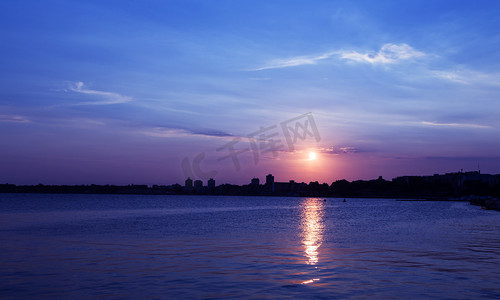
xmin=0 ymin=194 xmax=499 ymax=299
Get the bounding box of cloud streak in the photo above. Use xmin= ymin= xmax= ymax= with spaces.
xmin=431 ymin=69 xmax=500 ymax=87
xmin=141 ymin=126 xmax=235 ymax=139
xmin=321 ymin=146 xmax=360 ymax=155
xmin=252 ymin=43 xmax=425 ymax=71
xmin=0 ymin=114 xmax=30 ymax=123
xmin=68 ymin=82 xmax=132 ymax=105
xmin=340 ymin=43 xmax=425 ymax=64
xmin=431 ymin=71 xmax=470 ymax=84
xmin=252 ymin=51 xmax=338 ymax=71
xmin=421 ymin=121 xmax=492 ymax=129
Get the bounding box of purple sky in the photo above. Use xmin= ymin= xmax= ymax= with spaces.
xmin=1 ymin=1 xmax=500 ymax=185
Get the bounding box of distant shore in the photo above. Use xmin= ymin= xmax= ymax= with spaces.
xmin=2 ymin=182 xmax=499 ymax=211
xmin=2 ymin=171 xmax=499 ymax=210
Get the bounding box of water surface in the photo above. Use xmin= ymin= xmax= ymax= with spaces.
xmin=1 ymin=194 xmax=499 ymax=299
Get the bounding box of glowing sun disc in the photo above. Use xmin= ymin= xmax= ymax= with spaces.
xmin=308 ymin=152 xmax=317 ymax=160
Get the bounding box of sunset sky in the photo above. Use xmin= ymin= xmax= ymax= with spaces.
xmin=1 ymin=0 xmax=500 ymax=185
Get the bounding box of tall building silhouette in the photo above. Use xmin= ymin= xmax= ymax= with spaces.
xmin=208 ymin=178 xmax=215 ymax=189
xmin=185 ymin=177 xmax=193 ymax=188
xmin=266 ymin=174 xmax=274 ymax=186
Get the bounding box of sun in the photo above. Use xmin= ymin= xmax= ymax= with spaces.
xmin=308 ymin=151 xmax=317 ymax=160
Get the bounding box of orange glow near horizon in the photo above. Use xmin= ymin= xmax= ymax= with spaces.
xmin=283 ymin=149 xmax=340 ymax=183
xmin=254 ymin=150 xmax=319 ymax=184
xmin=241 ymin=146 xmax=363 ymax=185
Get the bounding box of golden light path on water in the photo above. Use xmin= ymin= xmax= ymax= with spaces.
xmin=300 ymin=198 xmax=326 ymax=285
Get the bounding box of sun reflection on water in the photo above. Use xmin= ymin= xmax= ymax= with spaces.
xmin=301 ymin=278 xmax=320 ymax=285
xmin=300 ymin=198 xmax=326 ymax=265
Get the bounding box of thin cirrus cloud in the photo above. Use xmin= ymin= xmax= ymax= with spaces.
xmin=141 ymin=126 xmax=235 ymax=139
xmin=252 ymin=51 xmax=338 ymax=71
xmin=431 ymin=70 xmax=500 ymax=86
xmin=340 ymin=43 xmax=425 ymax=64
xmin=252 ymin=43 xmax=425 ymax=71
xmin=67 ymin=81 xmax=132 ymax=105
xmin=321 ymin=146 xmax=359 ymax=155
xmin=431 ymin=71 xmax=470 ymax=84
xmin=0 ymin=114 xmax=30 ymax=123
xmin=421 ymin=121 xmax=492 ymax=129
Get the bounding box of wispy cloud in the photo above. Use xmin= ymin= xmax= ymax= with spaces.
xmin=321 ymin=146 xmax=359 ymax=155
xmin=425 ymin=156 xmax=500 ymax=161
xmin=431 ymin=69 xmax=500 ymax=86
xmin=421 ymin=121 xmax=492 ymax=129
xmin=67 ymin=81 xmax=132 ymax=105
xmin=252 ymin=43 xmax=425 ymax=71
xmin=141 ymin=126 xmax=235 ymax=139
xmin=340 ymin=43 xmax=425 ymax=64
xmin=248 ymin=77 xmax=271 ymax=81
xmin=431 ymin=71 xmax=469 ymax=84
xmin=252 ymin=51 xmax=338 ymax=71
xmin=0 ymin=114 xmax=30 ymax=123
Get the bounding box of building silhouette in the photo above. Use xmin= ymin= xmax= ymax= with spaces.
xmin=266 ymin=174 xmax=274 ymax=186
xmin=207 ymin=178 xmax=215 ymax=189
xmin=251 ymin=177 xmax=260 ymax=186
xmin=185 ymin=177 xmax=193 ymax=188
xmin=194 ymin=180 xmax=203 ymax=188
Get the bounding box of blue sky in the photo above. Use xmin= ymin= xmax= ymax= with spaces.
xmin=1 ymin=0 xmax=500 ymax=185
